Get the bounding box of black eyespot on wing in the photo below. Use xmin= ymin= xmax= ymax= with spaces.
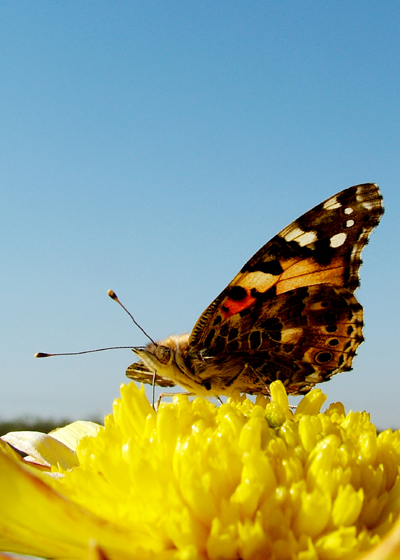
xmin=315 ymin=351 xmax=334 ymax=364
xmin=328 ymin=339 xmax=340 ymax=346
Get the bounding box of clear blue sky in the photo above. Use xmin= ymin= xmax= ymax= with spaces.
xmin=1 ymin=2 xmax=399 ymax=428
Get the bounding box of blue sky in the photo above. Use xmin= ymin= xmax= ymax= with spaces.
xmin=1 ymin=2 xmax=399 ymax=428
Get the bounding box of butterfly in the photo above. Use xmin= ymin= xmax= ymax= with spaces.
xmin=126 ymin=183 xmax=383 ymax=396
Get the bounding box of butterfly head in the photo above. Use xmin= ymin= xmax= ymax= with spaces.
xmin=133 ymin=343 xmax=174 ymax=371
xmin=129 ymin=334 xmax=195 ymax=388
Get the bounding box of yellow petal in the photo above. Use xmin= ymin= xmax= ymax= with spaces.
xmin=50 ymin=421 xmax=101 ymax=451
xmin=332 ymin=485 xmax=364 ymax=527
xmin=269 ymin=380 xmax=292 ymax=419
xmin=295 ymin=388 xmax=326 ymax=417
xmin=294 ymin=488 xmax=331 ymax=538
xmin=0 ymin=449 xmax=161 ymax=559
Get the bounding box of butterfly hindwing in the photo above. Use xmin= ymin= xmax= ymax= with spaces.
xmin=126 ymin=362 xmax=176 ymax=388
xmin=190 ymin=284 xmax=363 ymax=394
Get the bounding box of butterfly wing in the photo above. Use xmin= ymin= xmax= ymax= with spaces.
xmin=188 ymin=184 xmax=383 ymax=393
xmin=190 ymin=184 xmax=383 ymax=348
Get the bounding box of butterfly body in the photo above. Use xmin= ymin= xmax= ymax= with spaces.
xmin=127 ymin=184 xmax=383 ymax=396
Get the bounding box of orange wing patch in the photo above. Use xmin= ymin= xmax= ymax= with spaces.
xmin=276 ymin=256 xmax=346 ymax=293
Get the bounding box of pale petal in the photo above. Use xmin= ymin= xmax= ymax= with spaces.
xmin=0 ymin=552 xmax=34 ymax=560
xmin=2 ymin=431 xmax=79 ymax=469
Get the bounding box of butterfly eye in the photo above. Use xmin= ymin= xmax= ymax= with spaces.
xmin=156 ymin=345 xmax=173 ymax=365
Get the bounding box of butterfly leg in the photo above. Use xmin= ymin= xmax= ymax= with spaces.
xmin=151 ymin=370 xmax=157 ymax=409
xmin=156 ymin=391 xmax=196 ymax=410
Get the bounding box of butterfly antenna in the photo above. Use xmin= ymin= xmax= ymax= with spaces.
xmin=35 ymin=290 xmax=155 ymax=358
xmin=108 ymin=290 xmax=156 ymax=345
xmin=35 ymin=346 xmax=136 ymax=358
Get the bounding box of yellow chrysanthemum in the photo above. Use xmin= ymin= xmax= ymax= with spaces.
xmin=1 ymin=380 xmax=400 ymax=560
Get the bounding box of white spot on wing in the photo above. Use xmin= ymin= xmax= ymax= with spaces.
xmin=283 ymin=227 xmax=305 ymax=242
xmin=362 ymin=201 xmax=374 ymax=211
xmin=346 ymin=219 xmax=355 ymax=227
xmin=323 ymin=196 xmax=342 ymax=210
xmin=344 ymin=207 xmax=353 ymax=215
xmin=330 ymin=232 xmax=347 ymax=248
xmin=283 ymin=228 xmax=317 ymax=247
xmin=297 ymin=231 xmax=318 ymax=247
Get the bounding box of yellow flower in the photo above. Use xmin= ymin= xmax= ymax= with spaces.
xmin=1 ymin=380 xmax=400 ymax=560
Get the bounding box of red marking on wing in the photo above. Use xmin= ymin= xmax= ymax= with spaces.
xmin=221 ymin=291 xmax=256 ymax=319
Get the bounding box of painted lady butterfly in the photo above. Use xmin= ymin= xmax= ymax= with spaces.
xmin=127 ymin=184 xmax=383 ymax=395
